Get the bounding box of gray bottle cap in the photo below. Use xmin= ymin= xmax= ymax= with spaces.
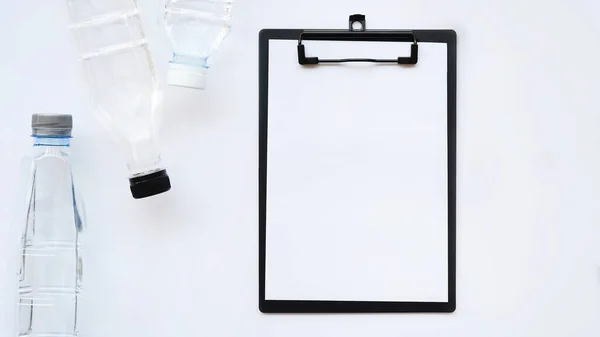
xmin=31 ymin=114 xmax=73 ymax=137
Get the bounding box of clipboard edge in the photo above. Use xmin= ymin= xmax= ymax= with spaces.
xmin=260 ymin=300 xmax=456 ymax=314
xmin=258 ymin=28 xmax=458 ymax=314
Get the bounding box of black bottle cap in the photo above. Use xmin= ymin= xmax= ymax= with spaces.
xmin=129 ymin=169 xmax=171 ymax=199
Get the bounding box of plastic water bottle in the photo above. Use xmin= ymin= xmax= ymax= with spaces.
xmin=18 ymin=114 xmax=84 ymax=337
xmin=67 ymin=0 xmax=171 ymax=198
xmin=164 ymin=0 xmax=233 ymax=89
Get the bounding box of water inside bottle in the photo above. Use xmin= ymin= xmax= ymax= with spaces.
xmin=19 ymin=145 xmax=83 ymax=336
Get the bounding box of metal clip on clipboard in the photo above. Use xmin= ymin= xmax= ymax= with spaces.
xmin=297 ymin=14 xmax=419 ymax=65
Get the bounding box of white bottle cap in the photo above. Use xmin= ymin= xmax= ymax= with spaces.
xmin=168 ymin=63 xmax=208 ymax=90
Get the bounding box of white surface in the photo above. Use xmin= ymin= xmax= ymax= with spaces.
xmin=0 ymin=0 xmax=599 ymax=336
xmin=265 ymin=40 xmax=448 ymax=302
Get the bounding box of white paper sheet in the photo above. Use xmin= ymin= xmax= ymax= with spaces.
xmin=265 ymin=40 xmax=449 ymax=302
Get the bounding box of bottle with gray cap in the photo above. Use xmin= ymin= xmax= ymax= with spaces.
xmin=18 ymin=114 xmax=84 ymax=336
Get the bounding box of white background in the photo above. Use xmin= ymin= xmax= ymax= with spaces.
xmin=0 ymin=0 xmax=599 ymax=336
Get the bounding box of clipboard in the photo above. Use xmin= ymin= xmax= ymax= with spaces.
xmin=258 ymin=15 xmax=457 ymax=313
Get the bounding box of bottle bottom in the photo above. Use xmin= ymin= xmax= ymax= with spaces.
xmin=129 ymin=169 xmax=171 ymax=199
xmin=19 ymin=240 xmax=81 ymax=336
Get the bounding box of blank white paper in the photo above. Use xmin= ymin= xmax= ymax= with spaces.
xmin=265 ymin=40 xmax=449 ymax=302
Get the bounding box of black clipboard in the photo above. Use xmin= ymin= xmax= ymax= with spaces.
xmin=259 ymin=15 xmax=457 ymax=313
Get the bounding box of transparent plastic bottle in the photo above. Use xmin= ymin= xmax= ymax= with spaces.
xmin=67 ymin=0 xmax=171 ymax=198
xmin=164 ymin=0 xmax=233 ymax=89
xmin=18 ymin=114 xmax=84 ymax=337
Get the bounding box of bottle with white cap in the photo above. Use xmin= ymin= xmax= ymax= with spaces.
xmin=66 ymin=0 xmax=171 ymax=198
xmin=18 ymin=114 xmax=84 ymax=337
xmin=164 ymin=0 xmax=233 ymax=89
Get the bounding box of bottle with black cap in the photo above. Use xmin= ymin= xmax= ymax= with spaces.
xmin=18 ymin=114 xmax=84 ymax=336
xmin=65 ymin=0 xmax=171 ymax=199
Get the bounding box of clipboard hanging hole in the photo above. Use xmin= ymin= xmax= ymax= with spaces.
xmin=349 ymin=14 xmax=366 ymax=31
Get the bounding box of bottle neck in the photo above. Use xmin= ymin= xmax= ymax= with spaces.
xmin=172 ymin=53 xmax=209 ymax=68
xmin=33 ymin=135 xmax=71 ymax=147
